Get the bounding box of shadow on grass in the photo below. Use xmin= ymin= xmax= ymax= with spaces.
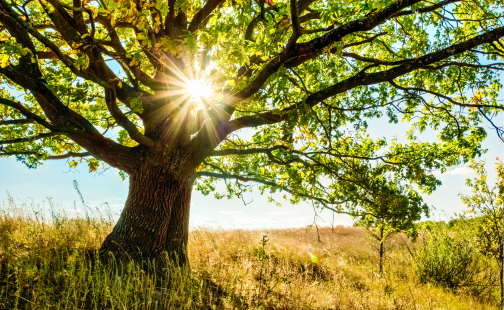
xmin=0 ymin=249 xmax=245 ymax=310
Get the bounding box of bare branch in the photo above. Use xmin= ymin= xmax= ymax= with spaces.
xmin=245 ymin=15 xmax=263 ymax=42
xmin=299 ymin=11 xmax=320 ymax=23
xmin=343 ymin=32 xmax=388 ymax=49
xmin=342 ymin=52 xmax=410 ymax=65
xmin=35 ymin=51 xmax=58 ymax=59
xmin=195 ymin=171 xmax=279 ymax=187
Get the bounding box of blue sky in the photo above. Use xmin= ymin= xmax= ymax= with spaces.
xmin=1 ymin=116 xmax=502 ymax=229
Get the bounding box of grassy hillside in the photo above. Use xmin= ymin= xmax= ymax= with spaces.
xmin=0 ymin=197 xmax=499 ymax=309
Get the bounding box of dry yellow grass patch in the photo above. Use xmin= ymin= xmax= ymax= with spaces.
xmin=0 ymin=198 xmax=499 ymax=309
xmin=188 ymin=226 xmax=498 ymax=309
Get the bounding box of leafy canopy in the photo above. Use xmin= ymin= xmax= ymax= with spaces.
xmin=0 ymin=0 xmax=503 ymax=217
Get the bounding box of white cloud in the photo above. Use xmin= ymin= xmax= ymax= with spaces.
xmin=218 ymin=211 xmax=245 ymax=214
xmin=431 ymin=166 xmax=474 ymax=176
xmin=266 ymin=211 xmax=297 ymax=215
xmin=112 ymin=203 xmax=124 ymax=207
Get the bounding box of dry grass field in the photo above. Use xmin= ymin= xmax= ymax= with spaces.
xmin=0 ymin=197 xmax=500 ymax=309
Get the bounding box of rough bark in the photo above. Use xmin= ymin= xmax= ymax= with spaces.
xmin=99 ymin=154 xmax=193 ymax=269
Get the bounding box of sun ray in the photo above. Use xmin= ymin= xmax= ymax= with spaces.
xmin=185 ymin=79 xmax=213 ymax=103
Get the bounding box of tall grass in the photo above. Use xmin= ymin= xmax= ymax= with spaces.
xmin=411 ymin=226 xmax=497 ymax=299
xmin=0 ymin=196 xmax=500 ymax=309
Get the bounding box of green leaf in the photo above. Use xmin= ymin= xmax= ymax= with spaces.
xmin=130 ymin=98 xmax=144 ymax=114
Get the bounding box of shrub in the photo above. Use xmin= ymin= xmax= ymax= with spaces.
xmin=411 ymin=227 xmax=496 ymax=299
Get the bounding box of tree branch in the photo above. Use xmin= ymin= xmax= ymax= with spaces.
xmin=282 ymin=0 xmax=423 ymax=69
xmin=0 ymin=119 xmax=34 ymax=126
xmin=287 ymin=0 xmax=300 ymax=48
xmin=393 ymin=0 xmax=463 ymax=18
xmin=227 ymin=25 xmax=504 ymax=131
xmin=195 ymin=171 xmax=279 ymax=187
xmin=210 ymin=145 xmax=288 ymax=156
xmin=47 ymin=151 xmax=92 ymax=159
xmin=188 ymin=0 xmax=225 ymax=33
xmin=389 ymin=79 xmax=504 ymax=110
xmin=0 ymin=97 xmax=76 ymax=133
xmin=0 ymin=132 xmax=63 ymax=145
xmin=0 ymin=150 xmax=92 ymax=159
xmin=104 ymin=88 xmax=154 ymax=147
xmin=230 ymin=0 xmax=423 ymax=108
xmin=478 ymin=108 xmax=504 ymax=142
xmin=194 ymin=171 xmax=346 ymax=210
xmin=0 ymin=0 xmax=102 ymax=86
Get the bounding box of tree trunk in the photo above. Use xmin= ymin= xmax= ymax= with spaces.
xmin=99 ymin=159 xmax=193 ymax=268
xmin=379 ymin=226 xmax=384 ymax=274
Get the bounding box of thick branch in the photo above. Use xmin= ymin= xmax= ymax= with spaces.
xmin=188 ymin=0 xmax=225 ymax=33
xmin=289 ymin=0 xmax=300 ymax=42
xmin=104 ymin=88 xmax=154 ymax=147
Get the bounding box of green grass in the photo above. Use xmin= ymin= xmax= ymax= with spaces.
xmin=0 ymin=196 xmax=500 ymax=309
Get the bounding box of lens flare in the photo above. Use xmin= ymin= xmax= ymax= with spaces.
xmin=308 ymin=252 xmax=318 ymax=263
xmin=185 ymin=79 xmax=213 ymax=104
xmin=304 ymin=246 xmax=318 ymax=263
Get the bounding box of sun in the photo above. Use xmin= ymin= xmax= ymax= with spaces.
xmin=185 ymin=79 xmax=213 ymax=104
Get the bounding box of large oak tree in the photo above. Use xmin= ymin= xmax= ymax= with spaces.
xmin=1 ymin=0 xmax=503 ymax=266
